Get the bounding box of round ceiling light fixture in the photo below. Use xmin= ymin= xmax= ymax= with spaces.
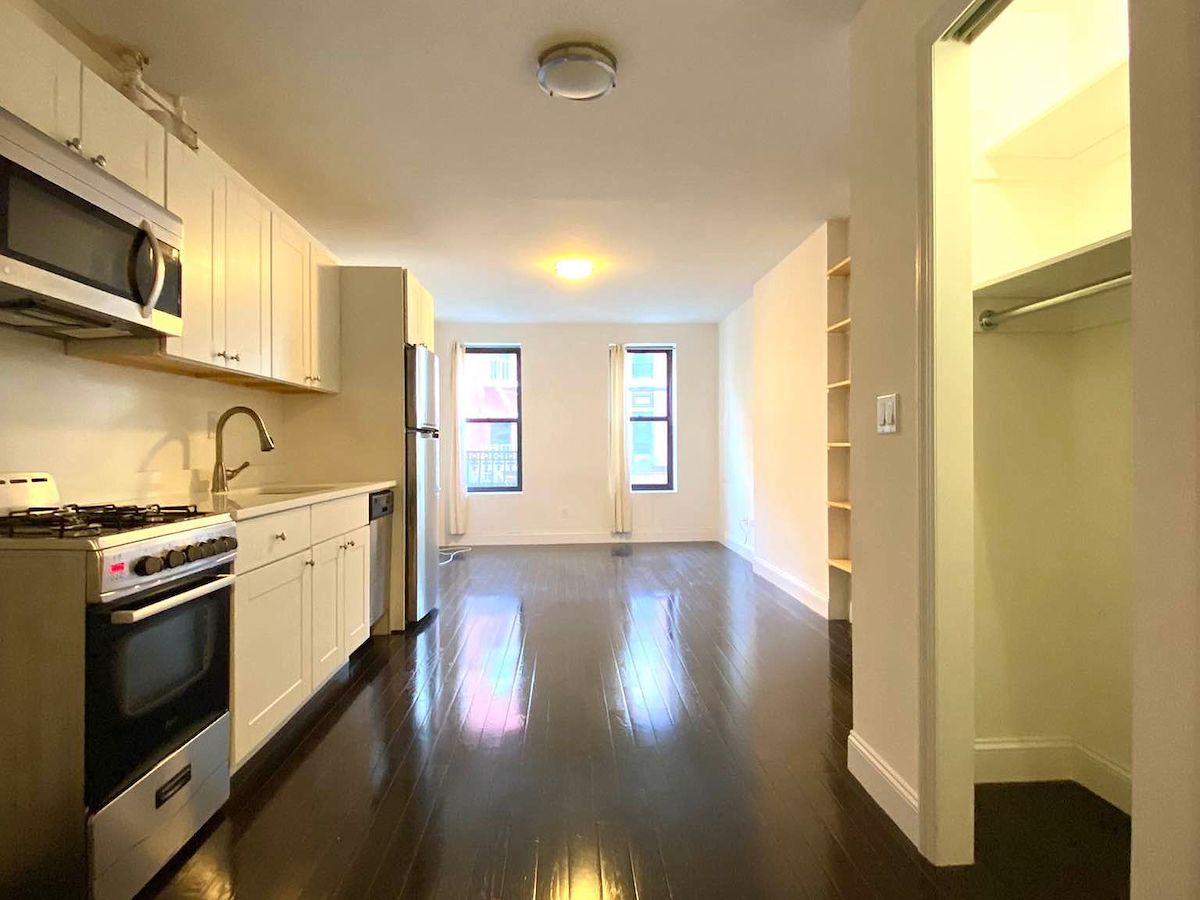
xmin=536 ymin=42 xmax=617 ymax=101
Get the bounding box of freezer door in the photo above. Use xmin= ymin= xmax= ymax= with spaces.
xmin=405 ymin=344 xmax=439 ymax=431
xmin=406 ymin=432 xmax=439 ymax=623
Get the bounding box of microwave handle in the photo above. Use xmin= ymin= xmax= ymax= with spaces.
xmin=134 ymin=219 xmax=167 ymax=319
xmin=109 ymin=574 xmax=234 ymax=625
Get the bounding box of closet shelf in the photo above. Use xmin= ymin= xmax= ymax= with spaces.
xmin=829 ymin=558 xmax=853 ymax=574
xmin=828 ymin=500 xmax=852 ymax=510
xmin=827 ymin=380 xmax=851 ymax=390
xmin=827 ymin=257 xmax=852 ymax=278
xmin=827 ymin=317 xmax=852 ymax=334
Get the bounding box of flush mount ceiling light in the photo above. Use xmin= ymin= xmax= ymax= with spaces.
xmin=536 ymin=43 xmax=617 ymax=101
xmin=555 ymin=258 xmax=594 ymax=280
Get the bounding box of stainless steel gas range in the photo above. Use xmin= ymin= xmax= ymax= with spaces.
xmin=0 ymin=475 xmax=234 ymax=900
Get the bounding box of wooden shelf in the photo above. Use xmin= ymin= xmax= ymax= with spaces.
xmin=827 ymin=500 xmax=852 ymax=510
xmin=826 ymin=317 xmax=851 ymax=334
xmin=827 ymin=257 xmax=852 ymax=278
xmin=827 ymin=379 xmax=851 ymax=390
xmin=829 ymin=558 xmax=853 ymax=574
xmin=828 ymin=442 xmax=851 ymax=449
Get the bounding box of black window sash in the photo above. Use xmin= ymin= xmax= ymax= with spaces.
xmin=626 ymin=347 xmax=674 ymax=492
xmin=464 ymin=346 xmax=523 ymax=493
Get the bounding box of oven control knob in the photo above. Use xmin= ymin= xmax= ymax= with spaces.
xmin=134 ymin=555 xmax=165 ymax=576
xmin=195 ymin=540 xmax=213 ymax=558
xmin=219 ymin=536 xmax=238 ymax=553
xmin=185 ymin=543 xmax=203 ymax=563
xmin=165 ymin=548 xmax=187 ymax=568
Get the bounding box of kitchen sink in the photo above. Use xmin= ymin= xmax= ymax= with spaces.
xmin=248 ymin=484 xmax=341 ymax=496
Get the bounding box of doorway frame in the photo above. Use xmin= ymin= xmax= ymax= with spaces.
xmin=913 ymin=0 xmax=1010 ymax=867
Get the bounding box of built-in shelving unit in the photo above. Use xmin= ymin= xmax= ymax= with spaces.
xmin=827 ymin=317 xmax=852 ymax=334
xmin=826 ymin=219 xmax=852 ymax=620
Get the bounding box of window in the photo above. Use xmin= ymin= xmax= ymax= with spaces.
xmin=626 ymin=346 xmax=674 ymax=491
xmin=463 ymin=346 xmax=522 ymax=492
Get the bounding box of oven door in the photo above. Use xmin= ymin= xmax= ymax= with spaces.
xmin=86 ymin=567 xmax=231 ymax=812
xmin=0 ymin=138 xmax=182 ymax=339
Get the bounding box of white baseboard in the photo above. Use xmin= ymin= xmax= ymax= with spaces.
xmin=974 ymin=736 xmax=1131 ymax=813
xmin=752 ymin=556 xmax=841 ymax=619
xmin=718 ymin=534 xmax=754 ymax=561
xmin=453 ymin=530 xmax=718 ymax=547
xmin=847 ymin=729 xmax=921 ymax=845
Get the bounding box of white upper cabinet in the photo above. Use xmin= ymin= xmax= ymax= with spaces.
xmin=79 ymin=68 xmax=165 ymax=206
xmin=0 ymin=3 xmax=81 ymax=145
xmin=271 ymin=212 xmax=309 ymax=386
xmin=224 ymin=176 xmax=270 ymax=375
xmin=308 ymin=243 xmax=341 ymax=391
xmin=405 ymin=270 xmax=435 ymax=349
xmin=164 ymin=136 xmax=222 ymax=366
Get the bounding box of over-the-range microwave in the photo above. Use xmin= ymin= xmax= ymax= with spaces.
xmin=0 ymin=105 xmax=183 ymax=339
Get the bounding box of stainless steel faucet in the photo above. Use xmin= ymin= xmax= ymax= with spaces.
xmin=211 ymin=406 xmax=276 ymax=493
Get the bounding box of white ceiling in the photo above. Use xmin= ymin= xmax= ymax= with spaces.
xmin=46 ymin=0 xmax=861 ymax=323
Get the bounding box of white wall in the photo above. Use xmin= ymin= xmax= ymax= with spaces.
xmin=1127 ymin=1 xmax=1200 ymax=892
xmin=433 ymin=322 xmax=719 ymax=545
xmin=974 ymin=322 xmax=1132 ymax=810
xmin=716 ymin=225 xmax=831 ymax=613
xmin=718 ymin=299 xmax=755 ymax=557
xmin=0 ymin=328 xmax=287 ymax=502
xmin=749 ymin=227 xmax=831 ymax=610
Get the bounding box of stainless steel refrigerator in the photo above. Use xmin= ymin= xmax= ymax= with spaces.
xmin=405 ymin=343 xmax=439 ymax=622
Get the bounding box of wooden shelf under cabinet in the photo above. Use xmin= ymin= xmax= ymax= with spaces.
xmin=827 ymin=379 xmax=851 ymax=390
xmin=828 ymin=500 xmax=852 ymax=510
xmin=828 ymin=442 xmax=851 ymax=449
xmin=829 ymin=558 xmax=853 ymax=574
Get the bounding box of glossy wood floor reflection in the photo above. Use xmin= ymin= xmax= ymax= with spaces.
xmin=146 ymin=543 xmax=1130 ymax=899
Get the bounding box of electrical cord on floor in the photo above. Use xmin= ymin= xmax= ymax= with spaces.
xmin=438 ymin=545 xmax=472 ymax=565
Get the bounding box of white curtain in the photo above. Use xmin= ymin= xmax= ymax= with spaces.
xmin=446 ymin=340 xmax=469 ymax=536
xmin=608 ymin=344 xmax=633 ymax=535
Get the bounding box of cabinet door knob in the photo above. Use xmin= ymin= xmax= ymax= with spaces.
xmin=347 ymin=539 xmax=356 ymax=548
xmin=304 ymin=559 xmax=315 ymax=567
xmin=274 ymin=532 xmax=287 ymax=541
xmin=303 ymin=375 xmax=312 ymax=382
xmin=91 ymin=154 xmax=107 ymax=168
xmin=64 ymin=136 xmax=82 ymax=152
xmin=313 ymin=375 xmax=322 ymax=383
xmin=215 ymin=351 xmax=228 ymax=360
xmin=229 ymin=352 xmax=241 ymax=362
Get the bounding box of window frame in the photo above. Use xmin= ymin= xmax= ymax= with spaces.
xmin=463 ymin=345 xmax=523 ymax=494
xmin=626 ymin=345 xmax=675 ymax=492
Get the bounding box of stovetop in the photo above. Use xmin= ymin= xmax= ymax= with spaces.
xmin=0 ymin=503 xmax=208 ymax=539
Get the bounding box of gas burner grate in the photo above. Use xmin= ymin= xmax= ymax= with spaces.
xmin=0 ymin=503 xmax=203 ymax=538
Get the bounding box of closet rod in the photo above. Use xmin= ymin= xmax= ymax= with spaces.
xmin=979 ymin=273 xmax=1132 ymax=331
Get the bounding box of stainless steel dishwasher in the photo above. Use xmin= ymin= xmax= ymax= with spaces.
xmin=368 ymin=489 xmax=394 ymax=626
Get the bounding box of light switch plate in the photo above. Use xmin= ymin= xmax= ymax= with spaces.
xmin=877 ymin=394 xmax=898 ymax=434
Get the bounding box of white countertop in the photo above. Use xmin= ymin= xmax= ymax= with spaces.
xmin=139 ymin=481 xmax=397 ymax=522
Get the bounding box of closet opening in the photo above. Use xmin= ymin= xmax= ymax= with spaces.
xmin=921 ymin=0 xmax=1133 ymax=889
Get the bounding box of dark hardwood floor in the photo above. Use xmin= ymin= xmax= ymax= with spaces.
xmin=145 ymin=543 xmax=1130 ymax=899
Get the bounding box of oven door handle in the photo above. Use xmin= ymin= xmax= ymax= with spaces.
xmin=109 ymin=574 xmax=234 ymax=625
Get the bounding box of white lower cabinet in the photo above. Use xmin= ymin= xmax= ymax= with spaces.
xmin=232 ymin=551 xmax=313 ymax=767
xmin=231 ymin=496 xmax=374 ymax=768
xmin=343 ymin=525 xmax=371 ymax=655
xmin=310 ymin=536 xmax=345 ymax=688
